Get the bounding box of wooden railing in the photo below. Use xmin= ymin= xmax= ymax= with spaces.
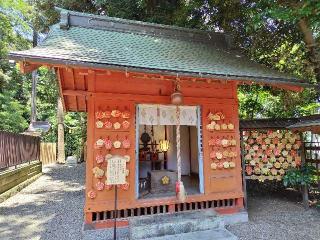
xmin=0 ymin=131 xmax=40 ymax=170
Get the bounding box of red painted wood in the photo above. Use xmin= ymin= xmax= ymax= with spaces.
xmin=56 ymin=67 xmax=245 ymax=224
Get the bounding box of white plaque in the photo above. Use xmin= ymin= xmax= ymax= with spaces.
xmin=106 ymin=155 xmax=127 ymax=185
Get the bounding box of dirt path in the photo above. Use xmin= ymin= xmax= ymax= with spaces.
xmin=0 ymin=164 xmax=85 ymax=240
xmin=228 ymin=192 xmax=320 ymax=240
xmin=1 ymin=163 xmax=319 ymax=240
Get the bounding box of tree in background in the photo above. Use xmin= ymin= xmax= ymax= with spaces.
xmin=0 ymin=1 xmax=319 ymax=157
xmin=0 ymin=0 xmax=87 ymax=158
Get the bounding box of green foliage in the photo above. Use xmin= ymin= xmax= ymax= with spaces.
xmin=1 ymin=0 xmax=319 ymax=156
xmin=283 ymin=164 xmax=317 ymax=188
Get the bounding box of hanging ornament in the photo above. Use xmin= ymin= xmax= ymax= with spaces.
xmin=104 ymin=121 xmax=113 ymax=129
xmin=87 ymin=190 xmax=96 ymax=199
xmin=211 ymin=162 xmax=217 ymax=170
xmin=122 ymin=137 xmax=131 ymax=149
xmin=113 ymin=140 xmax=121 ymax=149
xmin=92 ymin=167 xmax=104 ymax=178
xmin=95 ymin=111 xmax=103 ymax=119
xmin=113 ymin=122 xmax=121 ymax=130
xmin=111 ymin=110 xmax=122 ymax=118
xmin=102 ymin=110 xmax=111 ymax=119
xmin=104 ymin=138 xmax=112 ymax=150
xmin=96 ymin=120 xmax=104 ymax=128
xmin=95 ymin=139 xmax=104 ymax=149
xmin=171 ymin=80 xmax=183 ymax=105
xmin=95 ymin=154 xmax=104 ymax=164
xmin=122 ymin=120 xmax=130 ymax=129
xmin=121 ymin=111 xmax=131 ymax=119
xmin=96 ymin=181 xmax=105 ymax=191
xmin=124 ymin=155 xmax=131 ymax=162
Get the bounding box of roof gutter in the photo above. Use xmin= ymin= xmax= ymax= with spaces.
xmin=9 ymin=53 xmax=318 ymax=90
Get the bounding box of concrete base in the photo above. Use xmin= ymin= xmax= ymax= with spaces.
xmin=82 ymin=225 xmax=130 ymax=240
xmin=220 ymin=210 xmax=249 ymax=226
xmin=82 ymin=209 xmax=246 ymax=240
xmin=142 ymin=228 xmax=238 ymax=240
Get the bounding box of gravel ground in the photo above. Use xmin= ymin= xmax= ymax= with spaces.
xmin=0 ymin=163 xmax=85 ymax=240
xmin=228 ymin=192 xmax=320 ymax=240
xmin=0 ymin=163 xmax=319 ymax=240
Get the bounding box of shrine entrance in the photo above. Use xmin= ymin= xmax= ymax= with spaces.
xmin=135 ymin=104 xmax=204 ymax=199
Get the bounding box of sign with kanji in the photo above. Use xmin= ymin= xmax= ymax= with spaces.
xmin=106 ymin=155 xmax=127 ymax=185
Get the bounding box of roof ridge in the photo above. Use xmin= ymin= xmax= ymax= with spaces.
xmin=55 ymin=7 xmax=233 ymax=49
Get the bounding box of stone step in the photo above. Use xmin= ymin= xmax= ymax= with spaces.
xmin=140 ymin=228 xmax=238 ymax=240
xmin=129 ymin=210 xmax=224 ymax=240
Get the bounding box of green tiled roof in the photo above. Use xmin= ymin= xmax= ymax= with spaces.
xmin=9 ymin=9 xmax=311 ymax=87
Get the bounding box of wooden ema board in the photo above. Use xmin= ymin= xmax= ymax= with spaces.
xmin=57 ymin=68 xmax=244 ymax=218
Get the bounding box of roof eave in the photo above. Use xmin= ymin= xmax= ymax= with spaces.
xmin=9 ymin=52 xmax=317 ymax=90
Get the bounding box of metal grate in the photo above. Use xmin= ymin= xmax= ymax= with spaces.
xmin=91 ymin=198 xmax=236 ymax=222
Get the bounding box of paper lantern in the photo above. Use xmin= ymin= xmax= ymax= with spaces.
xmin=159 ymin=139 xmax=170 ymax=152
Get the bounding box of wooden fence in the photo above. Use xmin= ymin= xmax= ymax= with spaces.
xmin=0 ymin=131 xmax=40 ymax=170
xmin=40 ymin=143 xmax=57 ymax=165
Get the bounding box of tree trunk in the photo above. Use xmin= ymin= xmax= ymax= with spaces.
xmin=298 ymin=18 xmax=320 ymax=83
xmin=57 ymin=97 xmax=65 ymax=164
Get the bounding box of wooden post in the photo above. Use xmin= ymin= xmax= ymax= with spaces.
xmin=57 ymin=97 xmax=65 ymax=164
xmin=240 ymin=130 xmax=248 ymax=210
xmin=300 ymin=132 xmax=309 ymax=209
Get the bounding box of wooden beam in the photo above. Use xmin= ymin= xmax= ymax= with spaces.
xmin=62 ymin=90 xmax=89 ymax=97
xmin=19 ymin=61 xmax=40 ymax=74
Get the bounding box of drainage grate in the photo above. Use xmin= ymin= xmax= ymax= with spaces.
xmin=91 ymin=198 xmax=236 ymax=222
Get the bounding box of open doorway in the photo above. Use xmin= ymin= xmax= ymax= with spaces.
xmin=136 ymin=104 xmax=203 ymax=199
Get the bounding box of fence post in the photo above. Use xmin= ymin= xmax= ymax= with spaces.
xmin=300 ymin=133 xmax=309 ymax=209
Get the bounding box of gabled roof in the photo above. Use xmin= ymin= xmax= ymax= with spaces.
xmin=9 ymin=8 xmax=315 ymax=87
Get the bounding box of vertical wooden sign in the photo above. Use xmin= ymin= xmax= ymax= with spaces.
xmin=106 ymin=155 xmax=127 ymax=185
